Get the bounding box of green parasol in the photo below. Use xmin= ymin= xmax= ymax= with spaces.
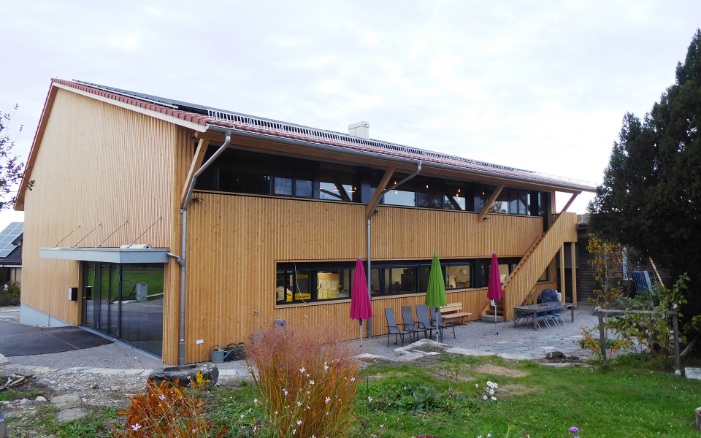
xmin=425 ymin=252 xmax=447 ymax=308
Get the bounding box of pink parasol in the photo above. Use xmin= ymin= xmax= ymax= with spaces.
xmin=349 ymin=257 xmax=372 ymax=340
xmin=487 ymin=252 xmax=503 ymax=333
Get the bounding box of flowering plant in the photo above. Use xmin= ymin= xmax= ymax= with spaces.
xmin=246 ymin=326 xmax=359 ymax=437
xmin=476 ymin=380 xmax=499 ymax=401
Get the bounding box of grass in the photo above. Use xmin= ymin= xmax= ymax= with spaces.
xmin=56 ymin=406 xmax=121 ymax=438
xmin=6 ymin=353 xmax=701 ymax=437
xmin=205 ymin=353 xmax=701 ymax=437
xmin=0 ymin=389 xmax=43 ymax=402
xmin=350 ymin=355 xmax=701 ymax=437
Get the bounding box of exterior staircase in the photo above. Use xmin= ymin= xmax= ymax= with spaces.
xmin=479 ymin=300 xmax=505 ymax=323
xmin=480 ymin=212 xmax=579 ymax=321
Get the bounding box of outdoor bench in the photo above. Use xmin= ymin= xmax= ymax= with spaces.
xmin=440 ymin=302 xmax=472 ymax=324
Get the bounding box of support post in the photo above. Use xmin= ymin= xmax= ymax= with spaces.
xmin=598 ymin=311 xmax=607 ymax=365
xmin=674 ymin=313 xmax=680 ymax=374
xmin=571 ymin=242 xmax=577 ymax=307
xmin=559 ymin=245 xmax=566 ymax=298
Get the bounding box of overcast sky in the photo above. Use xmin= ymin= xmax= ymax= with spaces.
xmin=1 ymin=0 xmax=700 ymax=230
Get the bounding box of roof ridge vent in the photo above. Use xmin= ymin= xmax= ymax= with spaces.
xmin=348 ymin=121 xmax=370 ymax=138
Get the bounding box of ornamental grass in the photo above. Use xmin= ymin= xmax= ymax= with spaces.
xmin=246 ymin=325 xmax=360 ymax=437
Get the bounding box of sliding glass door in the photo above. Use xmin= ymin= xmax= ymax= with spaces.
xmin=82 ymin=262 xmax=164 ymax=355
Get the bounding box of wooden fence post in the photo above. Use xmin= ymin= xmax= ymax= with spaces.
xmin=598 ymin=311 xmax=607 ymax=364
xmin=673 ymin=313 xmax=680 ymax=374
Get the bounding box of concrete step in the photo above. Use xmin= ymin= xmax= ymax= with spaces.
xmin=480 ymin=314 xmax=505 ymax=323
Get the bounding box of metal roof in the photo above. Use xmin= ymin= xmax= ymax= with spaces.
xmin=71 ymin=80 xmax=597 ymax=192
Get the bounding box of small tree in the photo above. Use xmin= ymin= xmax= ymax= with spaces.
xmin=0 ymin=105 xmax=25 ymax=209
xmin=587 ymin=235 xmax=625 ymax=308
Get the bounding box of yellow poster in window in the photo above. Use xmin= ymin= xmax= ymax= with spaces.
xmin=317 ymin=272 xmax=339 ymax=299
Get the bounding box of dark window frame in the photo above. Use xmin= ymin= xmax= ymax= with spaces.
xmin=195 ymin=144 xmax=551 ymax=218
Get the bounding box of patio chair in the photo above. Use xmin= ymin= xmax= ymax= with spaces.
xmin=512 ymin=309 xmax=532 ymax=327
xmin=429 ymin=306 xmax=456 ymax=342
xmin=551 ymin=309 xmax=567 ymax=325
xmin=415 ymin=304 xmax=433 ymax=339
xmin=535 ymin=313 xmax=552 ymax=329
xmin=401 ymin=306 xmax=422 ymax=342
xmin=384 ymin=308 xmax=409 ymax=346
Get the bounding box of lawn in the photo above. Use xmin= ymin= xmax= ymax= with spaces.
xmin=203 ymin=353 xmax=701 ymax=437
xmin=6 ymin=353 xmax=701 ymax=437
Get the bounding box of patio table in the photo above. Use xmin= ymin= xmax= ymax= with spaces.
xmin=513 ymin=302 xmax=574 ymax=329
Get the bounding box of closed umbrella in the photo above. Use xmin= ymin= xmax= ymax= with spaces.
xmin=425 ymin=253 xmax=446 ymax=340
xmin=487 ymin=252 xmax=503 ymax=334
xmin=350 ymin=257 xmax=372 ymax=341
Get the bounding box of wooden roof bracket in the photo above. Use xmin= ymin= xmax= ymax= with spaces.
xmin=558 ymin=191 xmax=581 ymax=214
xmin=365 ymin=166 xmax=396 ymax=219
xmin=180 ymin=138 xmax=210 ymax=209
xmin=477 ymin=183 xmax=505 ymax=221
xmin=366 ymin=161 xmax=421 ymax=219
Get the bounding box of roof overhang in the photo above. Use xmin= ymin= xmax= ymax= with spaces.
xmin=40 ymin=247 xmax=170 ymax=264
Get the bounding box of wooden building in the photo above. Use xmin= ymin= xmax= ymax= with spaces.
xmin=15 ymin=79 xmax=596 ymax=365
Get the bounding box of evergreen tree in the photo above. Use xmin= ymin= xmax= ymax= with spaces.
xmin=589 ymin=29 xmax=701 ymax=320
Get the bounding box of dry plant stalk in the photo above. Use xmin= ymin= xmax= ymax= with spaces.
xmin=246 ymin=326 xmax=360 ymax=437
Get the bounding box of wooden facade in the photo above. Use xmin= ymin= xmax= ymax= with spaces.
xmin=19 ymin=88 xmax=191 ymax=363
xmin=17 ymin=80 xmax=592 ymax=365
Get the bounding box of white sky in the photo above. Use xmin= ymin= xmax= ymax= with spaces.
xmin=1 ymin=0 xmax=700 ymax=231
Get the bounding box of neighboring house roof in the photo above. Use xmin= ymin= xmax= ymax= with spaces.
xmin=0 ymin=222 xmax=23 ymax=267
xmin=16 ymin=79 xmax=597 ymax=209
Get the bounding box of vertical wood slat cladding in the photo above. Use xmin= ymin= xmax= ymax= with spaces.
xmin=161 ymin=127 xmax=194 ymax=364
xmin=371 ymin=207 xmax=543 ymax=258
xmin=185 ymin=194 xmax=545 ymax=363
xmin=21 ymin=89 xmax=178 ymax=327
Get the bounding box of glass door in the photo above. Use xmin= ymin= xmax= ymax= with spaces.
xmin=83 ymin=262 xmax=97 ymax=329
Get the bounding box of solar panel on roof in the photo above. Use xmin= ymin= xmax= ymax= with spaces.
xmin=0 ymin=222 xmax=23 ymax=258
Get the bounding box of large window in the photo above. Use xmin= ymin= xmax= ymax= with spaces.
xmin=279 ymin=259 xmax=484 ymax=304
xmin=490 ymin=188 xmax=531 ymax=215
xmin=416 ymin=178 xmax=442 ymax=209
xmin=195 ymin=144 xmax=550 ymax=217
xmin=273 ymin=158 xmax=314 ymax=198
xmin=319 ymin=164 xmax=357 ymax=202
xmin=82 ymin=262 xmax=164 ymax=355
xmin=445 ymin=264 xmax=471 ymax=289
xmin=276 ymin=263 xmax=354 ymax=304
xmin=384 ymin=175 xmax=416 ymax=206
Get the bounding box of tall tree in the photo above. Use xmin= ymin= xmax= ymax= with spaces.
xmin=0 ymin=105 xmax=25 ymax=209
xmin=589 ymin=29 xmax=701 ymax=320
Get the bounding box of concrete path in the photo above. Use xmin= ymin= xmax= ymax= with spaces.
xmin=346 ymin=303 xmax=598 ymax=362
xmin=1 ymin=304 xmax=600 ymax=379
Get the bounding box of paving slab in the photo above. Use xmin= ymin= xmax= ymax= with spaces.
xmin=0 ymin=320 xmax=111 ymax=356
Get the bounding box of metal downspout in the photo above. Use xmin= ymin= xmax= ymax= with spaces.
xmin=365 ymin=161 xmax=422 ymax=338
xmin=178 ymin=132 xmax=232 ymax=366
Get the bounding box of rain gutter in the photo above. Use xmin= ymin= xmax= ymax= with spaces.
xmin=177 ymin=131 xmax=232 ymax=366
xmin=206 ymin=126 xmax=593 ymax=193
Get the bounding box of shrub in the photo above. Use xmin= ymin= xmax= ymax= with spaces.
xmin=115 ymin=373 xmax=225 ymax=437
xmin=0 ymin=281 xmax=20 ymax=306
xmin=587 ymin=235 xmax=625 ymax=308
xmin=246 ymin=325 xmax=359 ymax=437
